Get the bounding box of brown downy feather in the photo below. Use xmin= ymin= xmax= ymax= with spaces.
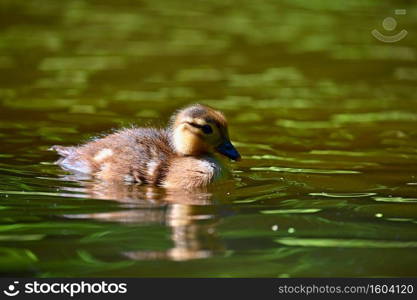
xmin=51 ymin=104 xmax=239 ymax=189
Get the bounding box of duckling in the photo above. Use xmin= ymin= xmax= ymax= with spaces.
xmin=51 ymin=104 xmax=240 ymax=189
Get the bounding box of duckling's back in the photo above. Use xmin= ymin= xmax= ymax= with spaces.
xmin=52 ymin=127 xmax=174 ymax=185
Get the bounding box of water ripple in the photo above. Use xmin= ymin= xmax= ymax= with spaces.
xmin=251 ymin=166 xmax=360 ymax=175
xmin=310 ymin=192 xmax=377 ymax=198
xmin=275 ymin=238 xmax=417 ymax=248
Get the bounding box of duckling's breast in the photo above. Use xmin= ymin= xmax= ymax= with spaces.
xmin=162 ymin=156 xmax=224 ymax=189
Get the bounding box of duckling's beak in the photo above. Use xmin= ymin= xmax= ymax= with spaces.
xmin=216 ymin=141 xmax=241 ymax=161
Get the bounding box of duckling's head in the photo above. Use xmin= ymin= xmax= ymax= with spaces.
xmin=170 ymin=104 xmax=241 ymax=161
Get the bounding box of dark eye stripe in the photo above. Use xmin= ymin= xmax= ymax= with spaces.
xmin=187 ymin=122 xmax=213 ymax=134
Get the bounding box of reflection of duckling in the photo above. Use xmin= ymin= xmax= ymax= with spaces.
xmin=61 ymin=181 xmax=230 ymax=261
xmin=51 ymin=104 xmax=240 ymax=189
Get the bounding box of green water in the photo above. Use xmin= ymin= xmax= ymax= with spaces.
xmin=0 ymin=0 xmax=417 ymax=277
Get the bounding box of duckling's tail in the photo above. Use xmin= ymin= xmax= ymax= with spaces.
xmin=50 ymin=145 xmax=92 ymax=174
xmin=49 ymin=145 xmax=76 ymax=157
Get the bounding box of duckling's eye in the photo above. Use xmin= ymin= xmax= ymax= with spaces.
xmin=201 ymin=124 xmax=213 ymax=134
